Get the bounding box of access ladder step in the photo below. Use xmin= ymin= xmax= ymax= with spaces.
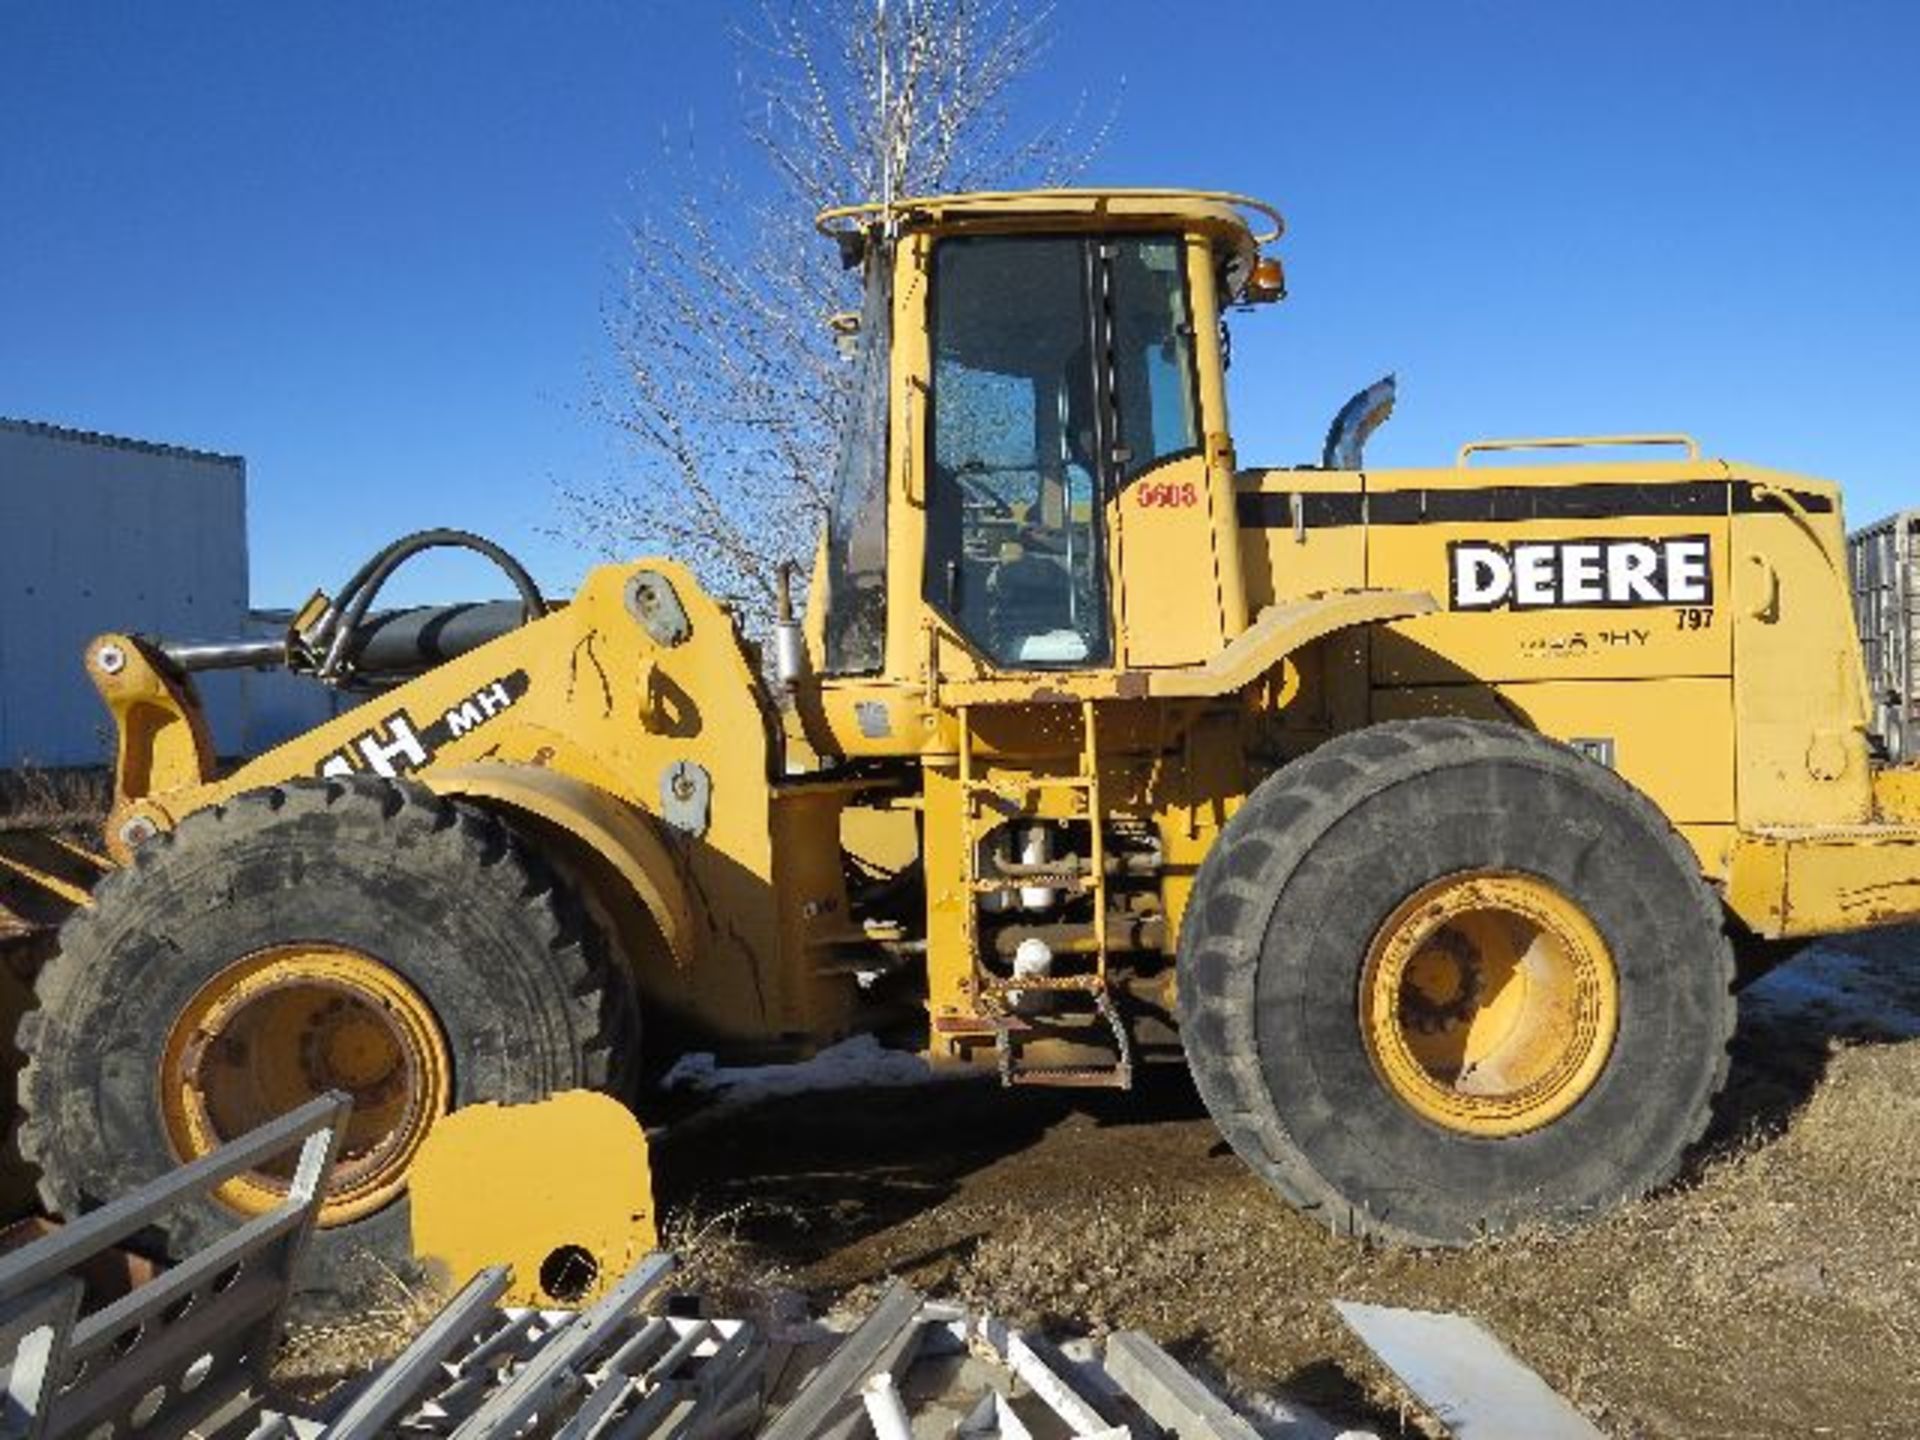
xmin=990 ymin=984 xmax=1135 ymax=1090
xmin=969 ymin=875 xmax=1098 ymax=896
xmin=963 ymin=775 xmax=1096 ymax=800
xmin=1003 ymin=1062 xmax=1135 ymax=1090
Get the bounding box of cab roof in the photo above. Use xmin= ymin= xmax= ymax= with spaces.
xmin=816 ymin=187 xmax=1282 ymax=257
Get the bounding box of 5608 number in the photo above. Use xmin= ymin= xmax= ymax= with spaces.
xmin=1136 ymin=481 xmax=1199 ymax=509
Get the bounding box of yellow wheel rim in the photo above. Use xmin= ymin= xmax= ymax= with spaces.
xmin=1359 ymin=871 xmax=1619 ymax=1137
xmin=160 ymin=945 xmax=452 ymax=1224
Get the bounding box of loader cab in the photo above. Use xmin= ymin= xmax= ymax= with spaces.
xmin=805 ymin=190 xmax=1285 ymax=756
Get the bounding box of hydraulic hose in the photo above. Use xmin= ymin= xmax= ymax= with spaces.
xmin=157 ymin=528 xmax=548 ymax=680
xmin=313 ymin=528 xmax=548 ymax=680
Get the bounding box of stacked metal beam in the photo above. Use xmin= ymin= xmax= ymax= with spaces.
xmin=0 ymin=1092 xmax=347 ymax=1440
xmin=756 ymin=1281 xmax=1336 ymax=1439
xmin=0 ymin=1097 xmax=1413 ymax=1439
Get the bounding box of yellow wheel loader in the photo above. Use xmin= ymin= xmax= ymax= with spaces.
xmin=17 ymin=188 xmax=1920 ymax=1309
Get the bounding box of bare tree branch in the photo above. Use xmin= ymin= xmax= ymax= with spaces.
xmin=564 ymin=0 xmax=1109 ymax=635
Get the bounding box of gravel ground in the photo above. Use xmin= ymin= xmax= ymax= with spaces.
xmin=657 ymin=930 xmax=1920 ymax=1438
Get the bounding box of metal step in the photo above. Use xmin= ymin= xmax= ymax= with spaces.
xmin=1001 ymin=1062 xmax=1135 ymax=1090
xmin=989 ymin=984 xmax=1135 ymax=1091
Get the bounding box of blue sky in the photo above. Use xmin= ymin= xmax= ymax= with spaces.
xmin=4 ymin=2 xmax=1917 ymax=607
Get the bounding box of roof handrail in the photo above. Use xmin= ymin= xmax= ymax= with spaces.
xmin=1456 ymin=434 xmax=1702 ymax=467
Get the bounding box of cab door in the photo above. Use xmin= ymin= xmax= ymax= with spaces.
xmin=920 ymin=231 xmax=1234 ymax=673
xmin=923 ymin=233 xmax=1114 ymax=669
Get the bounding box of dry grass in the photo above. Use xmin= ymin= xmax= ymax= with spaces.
xmin=940 ymin=1040 xmax=1920 ymax=1436
xmin=0 ymin=769 xmax=112 ymax=942
xmin=257 ymin=1039 xmax=1919 ymax=1433
xmin=656 ymin=1205 xmax=808 ymax=1329
xmin=275 ymin=1263 xmax=449 ymax=1386
xmin=657 ymin=975 xmax=1920 ymax=1438
xmin=259 ymin=938 xmax=1920 ymax=1436
xmin=0 ymin=767 xmax=110 ymax=833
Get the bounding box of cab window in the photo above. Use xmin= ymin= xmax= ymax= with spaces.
xmin=924 ymin=234 xmax=1109 ymax=668
xmin=1109 ymin=237 xmax=1201 ymax=480
xmin=822 ymin=247 xmax=893 ymax=673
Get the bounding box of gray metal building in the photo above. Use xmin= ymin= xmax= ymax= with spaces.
xmin=0 ymin=417 xmax=338 ymax=769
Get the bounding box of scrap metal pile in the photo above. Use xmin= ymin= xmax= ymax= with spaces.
xmin=0 ymin=1092 xmax=1301 ymax=1439
xmin=0 ymin=1092 xmax=1608 ymax=1439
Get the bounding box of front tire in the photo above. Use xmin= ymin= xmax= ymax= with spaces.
xmin=19 ymin=777 xmax=637 ymax=1314
xmin=1178 ymin=719 xmax=1735 ymax=1243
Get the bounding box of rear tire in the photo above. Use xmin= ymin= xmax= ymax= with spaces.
xmin=1178 ymin=718 xmax=1735 ymax=1243
xmin=18 ymin=777 xmax=637 ymax=1315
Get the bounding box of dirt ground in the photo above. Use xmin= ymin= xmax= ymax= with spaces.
xmin=657 ymin=930 xmax=1920 ymax=1438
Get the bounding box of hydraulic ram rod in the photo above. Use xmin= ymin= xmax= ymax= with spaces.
xmin=158 ymin=638 xmax=288 ymax=672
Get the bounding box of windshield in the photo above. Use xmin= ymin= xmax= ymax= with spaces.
xmin=822 ymin=246 xmax=893 ymax=674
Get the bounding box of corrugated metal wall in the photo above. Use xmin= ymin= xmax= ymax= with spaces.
xmin=0 ymin=419 xmax=338 ymax=768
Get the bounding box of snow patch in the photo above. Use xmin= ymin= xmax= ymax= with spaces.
xmin=660 ymin=1033 xmax=953 ymax=1103
xmin=1744 ymin=937 xmax=1920 ymax=1039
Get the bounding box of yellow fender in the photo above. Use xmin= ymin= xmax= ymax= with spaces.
xmin=426 ymin=761 xmax=695 ymax=968
xmin=1148 ymin=588 xmax=1437 ymax=698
